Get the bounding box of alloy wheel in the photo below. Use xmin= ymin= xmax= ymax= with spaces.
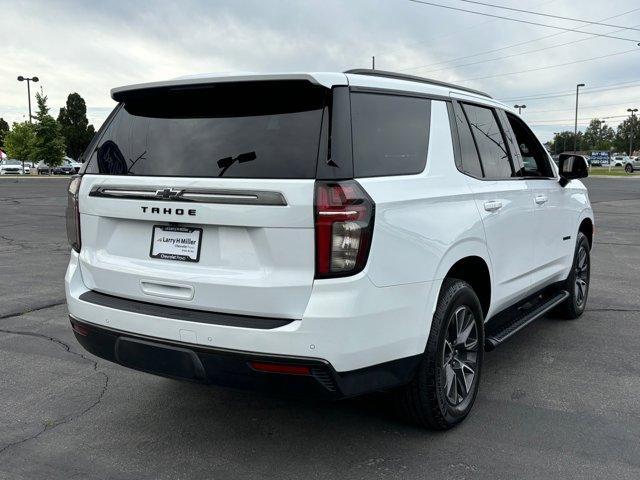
xmin=574 ymin=246 xmax=589 ymax=307
xmin=441 ymin=306 xmax=479 ymax=405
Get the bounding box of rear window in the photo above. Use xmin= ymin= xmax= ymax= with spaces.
xmin=84 ymin=81 xmax=327 ymax=178
xmin=351 ymin=92 xmax=431 ymax=177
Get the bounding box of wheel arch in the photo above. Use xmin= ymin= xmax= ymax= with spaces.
xmin=433 ymin=240 xmax=493 ymax=319
xmin=578 ymin=217 xmax=594 ymax=248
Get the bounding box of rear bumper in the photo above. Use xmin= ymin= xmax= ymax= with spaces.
xmin=66 ymin=251 xmax=435 ymax=373
xmin=70 ymin=316 xmax=420 ymax=399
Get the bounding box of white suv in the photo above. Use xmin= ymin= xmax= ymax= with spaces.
xmin=65 ymin=70 xmax=594 ymax=429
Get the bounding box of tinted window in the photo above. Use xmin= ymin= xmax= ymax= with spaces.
xmin=84 ymin=81 xmax=327 ymax=178
xmin=462 ymin=103 xmax=512 ymax=179
xmin=505 ymin=112 xmax=553 ymax=177
xmin=451 ymin=102 xmax=483 ymax=177
xmin=351 ymin=93 xmax=430 ymax=177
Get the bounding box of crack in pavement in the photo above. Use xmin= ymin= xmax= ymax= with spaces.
xmin=0 ymin=325 xmax=110 ymax=455
xmin=0 ymin=300 xmax=67 ymax=321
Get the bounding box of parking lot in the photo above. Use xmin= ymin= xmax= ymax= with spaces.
xmin=1 ymin=175 xmax=639 ymax=479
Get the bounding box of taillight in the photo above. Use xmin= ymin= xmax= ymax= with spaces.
xmin=66 ymin=175 xmax=82 ymax=253
xmin=314 ymin=180 xmax=375 ymax=278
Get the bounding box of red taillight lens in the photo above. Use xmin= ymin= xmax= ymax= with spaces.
xmin=314 ymin=180 xmax=375 ymax=278
xmin=66 ymin=175 xmax=82 ymax=253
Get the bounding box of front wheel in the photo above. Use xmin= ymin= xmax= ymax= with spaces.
xmin=397 ymin=279 xmax=484 ymax=430
xmin=625 ymin=164 xmax=634 ymax=173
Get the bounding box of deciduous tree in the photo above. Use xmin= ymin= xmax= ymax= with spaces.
xmin=3 ymin=122 xmax=36 ymax=166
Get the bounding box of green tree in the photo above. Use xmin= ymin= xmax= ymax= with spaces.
xmin=582 ymin=119 xmax=615 ymax=151
xmin=57 ymin=93 xmax=96 ymax=160
xmin=550 ymin=131 xmax=583 ymax=154
xmin=3 ymin=122 xmax=36 ymax=165
xmin=0 ymin=118 xmax=9 ymax=149
xmin=31 ymin=89 xmax=65 ymax=167
xmin=613 ymin=115 xmax=640 ymax=155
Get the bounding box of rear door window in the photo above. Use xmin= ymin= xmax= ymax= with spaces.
xmin=461 ymin=103 xmax=513 ymax=179
xmin=351 ymin=92 xmax=431 ymax=177
xmin=83 ymin=81 xmax=327 ymax=178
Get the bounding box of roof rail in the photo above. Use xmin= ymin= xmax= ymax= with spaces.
xmin=344 ymin=69 xmax=492 ymax=99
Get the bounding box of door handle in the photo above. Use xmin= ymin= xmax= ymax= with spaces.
xmin=534 ymin=194 xmax=548 ymax=205
xmin=484 ymin=200 xmax=503 ymax=212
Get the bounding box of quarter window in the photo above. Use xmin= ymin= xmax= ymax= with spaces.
xmin=351 ymin=93 xmax=431 ymax=177
xmin=462 ymin=103 xmax=513 ymax=179
xmin=452 ymin=102 xmax=483 ymax=177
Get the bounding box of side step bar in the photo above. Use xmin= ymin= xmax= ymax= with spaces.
xmin=485 ymin=290 xmax=569 ymax=351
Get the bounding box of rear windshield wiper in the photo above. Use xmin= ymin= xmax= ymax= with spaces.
xmin=217 ymin=151 xmax=257 ymax=177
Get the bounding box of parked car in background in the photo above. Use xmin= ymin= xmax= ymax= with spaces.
xmin=37 ymin=161 xmax=51 ymax=175
xmin=0 ymin=159 xmax=25 ymax=175
xmin=65 ymin=157 xmax=83 ymax=173
xmin=623 ymin=156 xmax=640 ymax=173
xmin=611 ymin=155 xmax=629 ymax=167
xmin=53 ymin=162 xmax=75 ymax=175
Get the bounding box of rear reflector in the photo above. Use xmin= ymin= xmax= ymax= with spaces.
xmin=314 ymin=180 xmax=375 ymax=278
xmin=249 ymin=361 xmax=311 ymax=376
xmin=71 ymin=322 xmax=90 ymax=337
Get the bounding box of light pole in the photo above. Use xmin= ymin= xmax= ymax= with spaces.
xmin=553 ymin=132 xmax=559 ymax=155
xmin=574 ymin=83 xmax=585 ymax=152
xmin=627 ymin=108 xmax=638 ymax=156
xmin=17 ymin=75 xmax=39 ymax=123
xmin=514 ymin=104 xmax=526 ymax=115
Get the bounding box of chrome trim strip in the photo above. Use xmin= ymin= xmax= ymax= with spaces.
xmin=89 ymin=185 xmax=287 ymax=206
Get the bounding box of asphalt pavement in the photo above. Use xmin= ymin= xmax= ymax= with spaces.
xmin=1 ymin=175 xmax=639 ymax=479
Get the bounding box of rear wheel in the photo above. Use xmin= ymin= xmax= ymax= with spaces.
xmin=625 ymin=164 xmax=633 ymax=173
xmin=554 ymin=232 xmax=590 ymax=319
xmin=397 ymin=279 xmax=484 ymax=430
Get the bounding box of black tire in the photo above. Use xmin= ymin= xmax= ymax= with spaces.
xmin=625 ymin=164 xmax=633 ymax=174
xmin=397 ymin=278 xmax=484 ymax=430
xmin=554 ymin=232 xmax=590 ymax=319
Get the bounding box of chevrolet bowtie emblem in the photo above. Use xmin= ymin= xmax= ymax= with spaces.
xmin=155 ymin=188 xmax=184 ymax=199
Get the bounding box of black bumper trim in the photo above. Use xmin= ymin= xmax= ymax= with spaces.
xmin=69 ymin=316 xmax=421 ymax=399
xmin=78 ymin=290 xmax=294 ymax=329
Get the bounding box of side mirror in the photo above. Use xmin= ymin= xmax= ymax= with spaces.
xmin=558 ymin=155 xmax=588 ymax=186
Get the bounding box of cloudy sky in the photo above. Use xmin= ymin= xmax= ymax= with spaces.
xmin=2 ymin=0 xmax=640 ymax=141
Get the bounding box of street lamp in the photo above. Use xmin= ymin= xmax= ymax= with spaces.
xmin=627 ymin=108 xmax=638 ymax=156
xmin=17 ymin=75 xmax=39 ymax=123
xmin=514 ymin=104 xmax=526 ymax=115
xmin=574 ymin=83 xmax=585 ymax=152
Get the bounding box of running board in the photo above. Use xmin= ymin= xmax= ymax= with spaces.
xmin=485 ymin=290 xmax=569 ymax=351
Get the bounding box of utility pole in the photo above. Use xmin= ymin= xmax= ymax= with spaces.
xmin=17 ymin=76 xmax=39 ymax=123
xmin=514 ymin=104 xmax=526 ymax=115
xmin=372 ymin=56 xmax=375 ymax=70
xmin=627 ymin=108 xmax=638 ymax=156
xmin=553 ymin=132 xmax=559 ymax=155
xmin=574 ymin=83 xmax=585 ymax=153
